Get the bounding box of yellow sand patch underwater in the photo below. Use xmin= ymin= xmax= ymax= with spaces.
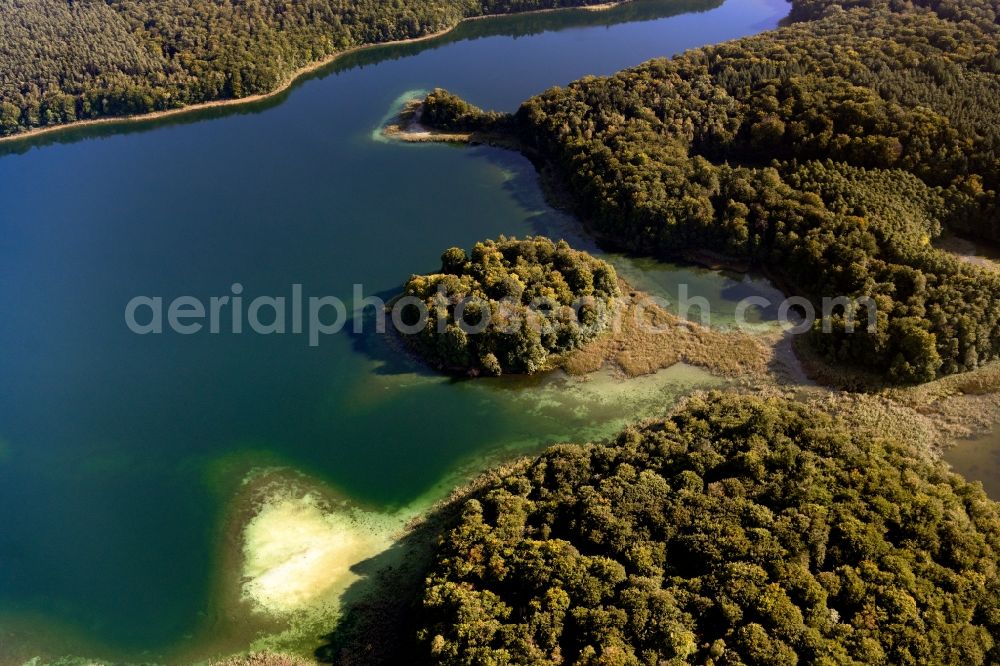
xmin=242 ymin=491 xmax=397 ymax=616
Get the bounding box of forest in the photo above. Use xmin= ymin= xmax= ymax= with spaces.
xmin=421 ymin=88 xmax=514 ymax=133
xmin=399 ymin=236 xmax=621 ymax=375
xmin=0 ymin=0 xmax=612 ymax=136
xmin=420 ymin=0 xmax=1000 ymax=383
xmin=415 ymin=393 xmax=1000 ymax=665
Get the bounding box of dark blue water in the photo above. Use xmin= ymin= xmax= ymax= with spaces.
xmin=0 ymin=0 xmax=790 ymax=660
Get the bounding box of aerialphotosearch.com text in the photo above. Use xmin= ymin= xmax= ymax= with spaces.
xmin=124 ymin=283 xmax=878 ymax=347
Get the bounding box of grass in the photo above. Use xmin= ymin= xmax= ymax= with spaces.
xmin=559 ymin=282 xmax=772 ymax=379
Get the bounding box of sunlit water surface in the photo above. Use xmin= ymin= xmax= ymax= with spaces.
xmin=0 ymin=0 xmax=791 ymax=660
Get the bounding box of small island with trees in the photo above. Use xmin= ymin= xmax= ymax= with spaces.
xmin=6 ymin=0 xmax=1000 ymax=663
xmin=397 ymin=236 xmax=621 ymax=376
xmin=407 ymin=0 xmax=1000 ymax=386
xmin=335 ymin=3 xmax=1000 ymax=657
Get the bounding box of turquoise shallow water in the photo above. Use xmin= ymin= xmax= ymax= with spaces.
xmin=0 ymin=0 xmax=790 ymax=660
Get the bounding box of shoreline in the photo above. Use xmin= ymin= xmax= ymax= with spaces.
xmin=0 ymin=1 xmax=631 ymax=148
xmin=384 ymin=109 xmax=1000 ymax=402
xmin=381 ymin=100 xmax=478 ymax=144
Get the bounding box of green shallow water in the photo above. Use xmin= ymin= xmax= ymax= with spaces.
xmin=0 ymin=0 xmax=791 ymax=660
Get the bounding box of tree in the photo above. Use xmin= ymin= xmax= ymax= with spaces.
xmin=416 ymin=393 xmax=1000 ymax=665
xmin=399 ymin=237 xmax=621 ymax=376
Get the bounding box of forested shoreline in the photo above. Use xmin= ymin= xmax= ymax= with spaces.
xmin=0 ymin=0 xmax=620 ymax=138
xmin=419 ymin=0 xmax=1000 ymax=384
xmin=319 ymin=393 xmax=1000 ymax=665
xmin=416 ymin=393 xmax=1000 ymax=665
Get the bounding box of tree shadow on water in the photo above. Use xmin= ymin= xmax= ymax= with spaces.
xmin=345 ymin=285 xmax=497 ymax=387
xmin=312 ymin=485 xmax=487 ymax=665
xmin=465 ymin=144 xmax=605 ymax=252
xmin=344 ymin=286 xmax=438 ymax=379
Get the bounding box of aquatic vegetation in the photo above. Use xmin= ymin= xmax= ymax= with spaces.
xmin=419 ymin=0 xmax=1000 ymax=383
xmin=559 ymin=290 xmax=771 ymax=378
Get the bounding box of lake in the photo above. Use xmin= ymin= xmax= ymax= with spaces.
xmin=945 ymin=427 xmax=1000 ymax=500
xmin=0 ymin=0 xmax=791 ymax=661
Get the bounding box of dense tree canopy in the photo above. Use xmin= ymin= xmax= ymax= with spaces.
xmin=417 ymin=393 xmax=1000 ymax=665
xmin=421 ymin=88 xmax=513 ymax=132
xmin=0 ymin=0 xmax=613 ymax=137
xmin=420 ymin=0 xmax=1000 ymax=383
xmin=399 ymin=236 xmax=621 ymax=375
